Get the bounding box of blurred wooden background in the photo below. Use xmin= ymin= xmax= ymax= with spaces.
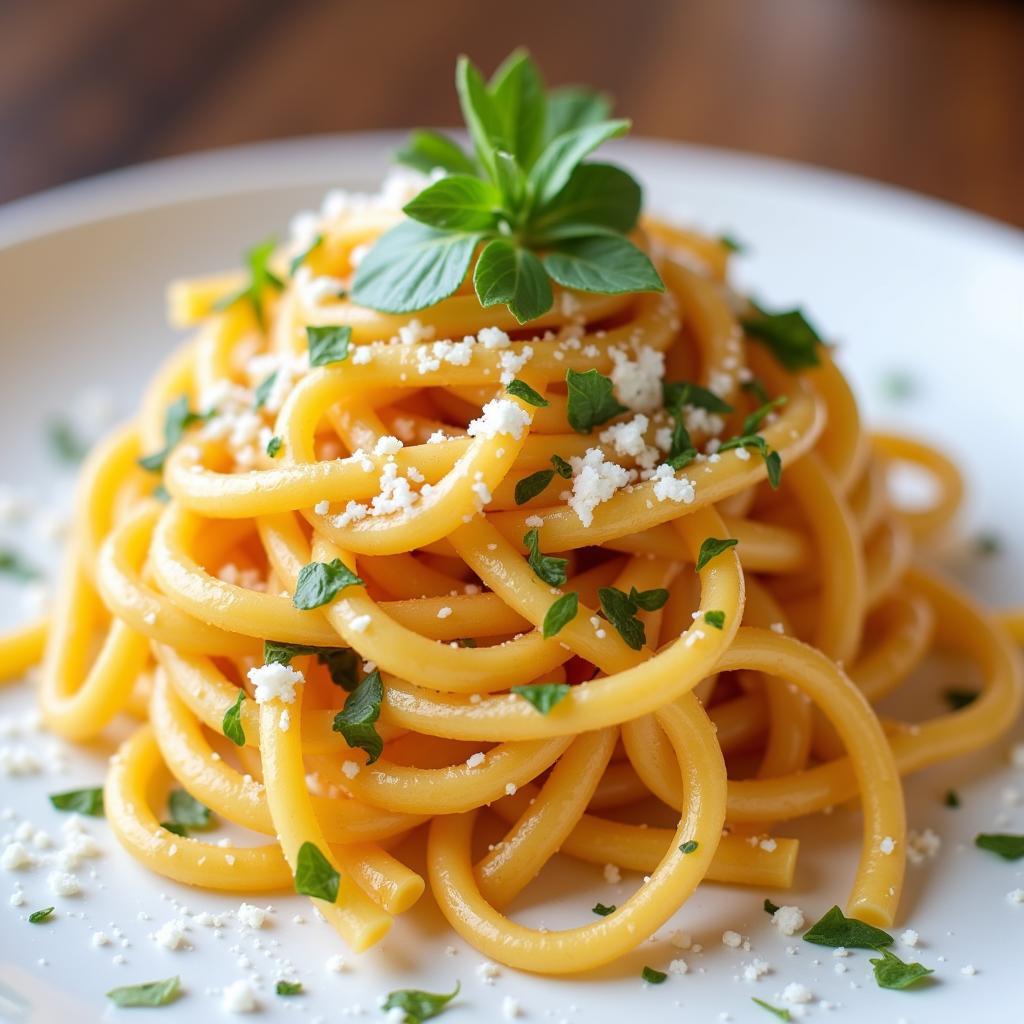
xmin=2 ymin=0 xmax=1023 ymax=226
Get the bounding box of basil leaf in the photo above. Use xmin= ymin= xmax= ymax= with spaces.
xmin=47 ymin=419 xmax=89 ymax=464
xmin=679 ymin=840 xmax=699 ymax=854
xmin=264 ymin=640 xmax=361 ymax=690
xmin=663 ymin=380 xmax=735 ymax=415
xmin=752 ymin=998 xmax=790 ymax=1021
xmin=598 ymin=586 xmax=646 ymax=651
xmin=869 ymin=948 xmax=934 ymax=990
xmin=528 ymin=119 xmax=630 ymax=208
xmin=160 ymin=822 xmax=188 ymax=837
xmin=543 ymin=592 xmax=578 ymax=637
xmin=764 ymin=898 xmax=780 ymax=915
xmin=351 ymin=220 xmax=483 ymax=315
xmin=802 ymin=905 xmax=894 ymax=949
xmin=628 ymin=586 xmax=668 ymax=612
xmin=106 ymin=977 xmax=182 ymax=1008
xmin=293 ymin=841 xmax=339 ymax=903
xmin=515 ymin=469 xmax=555 ymax=505
xmin=293 ymin=558 xmax=364 ymax=610
xmin=222 ymin=690 xmax=246 ymax=746
xmin=511 ymin=682 xmax=571 ymax=714
xmin=276 ymin=980 xmax=302 ymax=996
xmin=306 ymin=325 xmax=351 ymax=367
xmin=213 ymin=238 xmax=284 ymax=330
xmin=381 ymin=982 xmax=460 ymax=1023
xmin=742 ymin=395 xmax=787 ymax=435
xmin=474 ymin=238 xmax=553 ymax=324
xmin=718 ymin=433 xmax=782 ymax=489
xmin=592 ymin=902 xmax=616 ymax=916
xmin=542 ymin=234 xmax=663 ymax=295
xmin=550 ymin=454 xmax=573 ymax=478
xmin=332 ymin=669 xmax=384 ymax=764
xmin=253 ymin=371 xmax=278 ymax=410
xmin=703 ymin=610 xmax=726 ymax=630
xmin=289 ymin=233 xmax=322 ymax=276
xmin=641 ymin=966 xmax=667 ymax=984
xmin=138 ymin=394 xmax=206 ymax=473
xmin=695 ymin=537 xmax=739 ymax=572
xmin=266 ymin=436 xmax=283 ymax=458
xmin=28 ymin=906 xmax=54 ymax=923
xmin=546 ymin=87 xmax=612 ymax=140
xmin=532 ymin=162 xmax=641 ymax=238
xmin=523 ymin=528 xmax=568 ymax=587
xmin=506 ymin=379 xmax=549 ymax=407
xmin=396 ymin=129 xmax=477 ymax=177
xmin=49 ymin=787 xmax=104 ymax=817
xmin=455 ymin=55 xmax=504 ymax=181
xmin=489 ymin=48 xmax=547 ymax=169
xmin=0 ymin=550 xmax=39 ymax=581
xmin=167 ymin=789 xmax=214 ymax=830
xmin=565 ymin=368 xmax=626 ymax=433
xmin=975 ymin=833 xmax=1024 ymax=860
xmin=741 ymin=305 xmax=823 ymax=371
xmin=404 ymin=175 xmax=502 ymax=232
xmin=943 ymin=687 xmax=978 ymax=710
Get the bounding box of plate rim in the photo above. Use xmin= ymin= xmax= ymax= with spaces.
xmin=1 ymin=131 xmax=1022 ymax=253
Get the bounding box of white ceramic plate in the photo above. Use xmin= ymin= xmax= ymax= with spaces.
xmin=1 ymin=136 xmax=1022 ymax=1024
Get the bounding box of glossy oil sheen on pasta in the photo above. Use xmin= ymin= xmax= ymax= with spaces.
xmin=3 ymin=172 xmax=1022 ymax=976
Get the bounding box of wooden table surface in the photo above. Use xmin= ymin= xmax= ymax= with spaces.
xmin=3 ymin=0 xmax=1023 ymax=227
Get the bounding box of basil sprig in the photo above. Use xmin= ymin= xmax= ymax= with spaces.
xmin=332 ymin=670 xmax=384 ymax=763
xmin=214 ymin=238 xmax=284 ymax=329
xmin=869 ymin=948 xmax=934 ymax=990
xmin=511 ymin=682 xmax=571 ymax=714
xmin=138 ymin=395 xmax=208 ymax=473
xmin=353 ymin=50 xmax=663 ymax=323
xmin=381 ymin=982 xmax=460 ymax=1023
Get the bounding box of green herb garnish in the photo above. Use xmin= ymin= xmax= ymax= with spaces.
xmin=332 ymin=669 xmax=384 ymax=763
xmin=802 ymin=905 xmax=893 ymax=949
xmin=752 ymin=998 xmax=790 ymax=1021
xmin=106 ymin=977 xmax=182 ymax=1008
xmin=264 ymin=639 xmax=361 ymax=690
xmin=741 ymin=303 xmax=823 ymax=371
xmin=266 ymin=435 xmax=283 ymax=458
xmin=542 ymin=592 xmax=578 ymax=637
xmin=662 ymin=380 xmax=734 ymax=416
xmin=276 ymin=980 xmax=303 ymax=996
xmin=214 ymin=238 xmax=284 ymax=329
xmin=381 ymin=982 xmax=460 ymax=1023
xmin=943 ymin=687 xmax=978 ymax=710
xmin=222 ymin=690 xmax=246 ymax=746
xmin=49 ymin=787 xmax=104 ymax=817
xmin=869 ymin=947 xmax=934 ymax=990
xmin=695 ymin=537 xmax=739 ymax=572
xmin=592 ymin=902 xmax=616 ymax=916
xmin=289 ymin=233 xmax=323 ymax=276
xmin=944 ymin=789 xmax=960 ymax=808
xmin=718 ymin=432 xmax=782 ymax=488
xmin=703 ymin=610 xmax=726 ymax=630
xmin=523 ymin=528 xmax=568 ymax=586
xmin=307 ymin=325 xmax=352 ymax=367
xmin=293 ymin=841 xmax=340 ymax=903
xmin=506 ymin=379 xmax=549 ymax=407
xmin=510 ymin=682 xmax=571 ymax=714
xmin=137 ymin=395 xmax=207 ymax=473
xmin=515 ymin=469 xmax=556 ymax=505
xmin=597 ymin=586 xmax=647 ymax=650
xmin=292 ymin=558 xmax=364 ymax=610
xmin=356 ymin=51 xmax=661 ymax=323
xmin=679 ymin=840 xmax=699 ymax=854
xmin=742 ymin=395 xmax=787 ymax=435
xmin=253 ymin=371 xmax=278 ymax=410
xmin=763 ymin=898 xmax=780 ymax=915
xmin=550 ymin=453 xmax=573 ymax=478
xmin=28 ymin=906 xmax=54 ymax=924
xmin=975 ymin=832 xmax=1024 ymax=860
xmin=718 ymin=234 xmax=745 ymax=253
xmin=47 ymin=419 xmax=89 ymax=464
xmin=160 ymin=822 xmax=188 ymax=837
xmin=0 ymin=550 xmax=40 ymax=581
xmin=641 ymin=966 xmax=667 ymax=984
xmin=167 ymin=789 xmax=214 ymax=830
xmin=565 ymin=368 xmax=626 ymax=433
